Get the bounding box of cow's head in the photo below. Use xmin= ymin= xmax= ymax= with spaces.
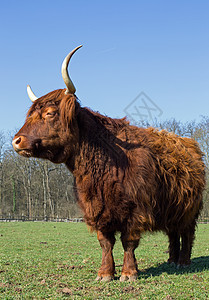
xmin=12 ymin=46 xmax=82 ymax=164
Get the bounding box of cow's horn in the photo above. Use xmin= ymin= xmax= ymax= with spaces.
xmin=27 ymin=85 xmax=38 ymax=102
xmin=61 ymin=45 xmax=83 ymax=95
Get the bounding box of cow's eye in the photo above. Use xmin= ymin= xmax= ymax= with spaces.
xmin=43 ymin=111 xmax=56 ymax=119
xmin=46 ymin=112 xmax=55 ymax=116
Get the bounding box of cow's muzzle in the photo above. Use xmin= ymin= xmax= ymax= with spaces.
xmin=12 ymin=135 xmax=33 ymax=157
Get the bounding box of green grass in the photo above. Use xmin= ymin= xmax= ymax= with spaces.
xmin=0 ymin=222 xmax=208 ymax=299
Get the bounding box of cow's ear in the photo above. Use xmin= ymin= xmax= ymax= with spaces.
xmin=60 ymin=94 xmax=79 ymax=128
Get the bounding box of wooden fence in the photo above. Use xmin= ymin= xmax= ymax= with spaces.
xmin=0 ymin=215 xmax=83 ymax=223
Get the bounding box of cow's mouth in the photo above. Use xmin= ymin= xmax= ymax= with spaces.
xmin=16 ymin=149 xmax=33 ymax=157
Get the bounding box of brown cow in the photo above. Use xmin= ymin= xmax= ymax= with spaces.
xmin=13 ymin=46 xmax=205 ymax=282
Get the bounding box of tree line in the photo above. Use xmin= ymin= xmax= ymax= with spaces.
xmin=0 ymin=117 xmax=209 ymax=221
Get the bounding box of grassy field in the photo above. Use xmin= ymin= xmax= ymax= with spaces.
xmin=0 ymin=222 xmax=208 ymax=299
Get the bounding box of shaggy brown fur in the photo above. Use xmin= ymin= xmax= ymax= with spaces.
xmin=13 ymin=90 xmax=205 ymax=281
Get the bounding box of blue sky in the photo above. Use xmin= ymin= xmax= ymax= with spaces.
xmin=1 ymin=0 xmax=209 ymax=132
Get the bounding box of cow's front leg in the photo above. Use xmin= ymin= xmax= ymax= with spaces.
xmin=120 ymin=233 xmax=139 ymax=281
xmin=96 ymin=231 xmax=115 ymax=282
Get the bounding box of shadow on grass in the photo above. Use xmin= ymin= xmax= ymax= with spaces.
xmin=138 ymin=256 xmax=209 ymax=278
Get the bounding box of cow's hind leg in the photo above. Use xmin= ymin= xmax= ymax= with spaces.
xmin=178 ymin=222 xmax=196 ymax=267
xmin=120 ymin=233 xmax=139 ymax=281
xmin=96 ymin=231 xmax=115 ymax=282
xmin=167 ymin=231 xmax=180 ymax=265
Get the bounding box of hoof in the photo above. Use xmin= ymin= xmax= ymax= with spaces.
xmin=177 ymin=259 xmax=191 ymax=268
xmin=96 ymin=275 xmax=114 ymax=282
xmin=120 ymin=275 xmax=129 ymax=282
xmin=120 ymin=274 xmax=138 ymax=282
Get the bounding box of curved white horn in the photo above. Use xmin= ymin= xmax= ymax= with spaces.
xmin=61 ymin=45 xmax=82 ymax=94
xmin=27 ymin=85 xmax=38 ymax=102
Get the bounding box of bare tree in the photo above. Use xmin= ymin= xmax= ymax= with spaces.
xmin=0 ymin=131 xmax=5 ymax=215
xmin=37 ymin=160 xmax=56 ymax=218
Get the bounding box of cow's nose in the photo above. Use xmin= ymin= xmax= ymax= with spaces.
xmin=12 ymin=136 xmax=27 ymax=151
